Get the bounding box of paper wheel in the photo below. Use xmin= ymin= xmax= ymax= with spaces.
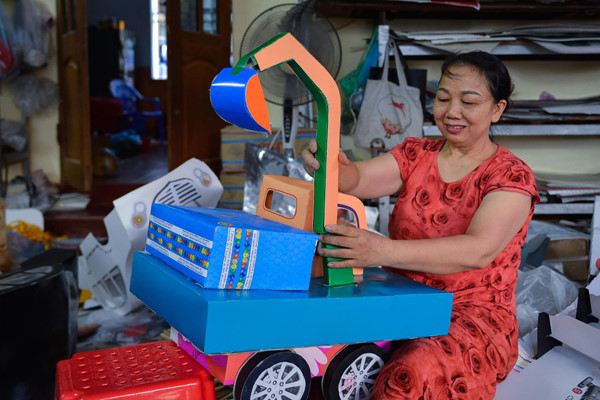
xmin=322 ymin=344 xmax=386 ymax=400
xmin=234 ymin=351 xmax=311 ymax=400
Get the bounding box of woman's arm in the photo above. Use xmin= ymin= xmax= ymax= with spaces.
xmin=319 ymin=190 xmax=532 ymax=274
xmin=301 ymin=139 xmax=403 ymax=199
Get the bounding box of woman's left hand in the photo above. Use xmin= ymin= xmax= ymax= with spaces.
xmin=318 ymin=224 xmax=391 ymax=269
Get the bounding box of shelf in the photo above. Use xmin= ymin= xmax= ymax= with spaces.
xmin=534 ymin=202 xmax=594 ymax=215
xmin=424 ymin=124 xmax=600 ymax=137
xmin=397 ymin=41 xmax=600 ymax=60
xmin=534 ymin=198 xmax=599 ymax=279
xmin=317 ymin=1 xmax=600 ymax=20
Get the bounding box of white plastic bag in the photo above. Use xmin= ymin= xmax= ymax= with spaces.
xmin=13 ymin=0 xmax=54 ymax=68
xmin=353 ymin=40 xmax=423 ymax=151
xmin=516 ymin=265 xmax=580 ymax=337
xmin=0 ymin=0 xmax=18 ymax=79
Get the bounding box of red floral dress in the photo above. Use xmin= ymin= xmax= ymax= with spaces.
xmin=371 ymin=138 xmax=539 ymax=400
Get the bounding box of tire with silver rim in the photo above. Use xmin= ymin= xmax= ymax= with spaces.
xmin=234 ymin=351 xmax=311 ymax=400
xmin=322 ymin=344 xmax=387 ymax=400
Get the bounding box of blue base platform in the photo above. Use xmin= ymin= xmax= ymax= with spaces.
xmin=131 ymin=251 xmax=453 ymax=355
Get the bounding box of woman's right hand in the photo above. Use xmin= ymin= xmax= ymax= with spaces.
xmin=301 ymin=139 xmax=320 ymax=177
xmin=301 ymin=139 xmax=352 ymax=177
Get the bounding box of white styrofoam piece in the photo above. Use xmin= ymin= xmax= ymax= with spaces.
xmin=549 ymin=314 xmax=600 ymax=363
xmin=496 ymin=345 xmax=600 ymax=400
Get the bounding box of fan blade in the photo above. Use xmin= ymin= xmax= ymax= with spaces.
xmin=210 ymin=67 xmax=271 ymax=134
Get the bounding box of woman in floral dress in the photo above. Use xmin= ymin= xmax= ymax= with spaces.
xmin=302 ymin=51 xmax=539 ymax=399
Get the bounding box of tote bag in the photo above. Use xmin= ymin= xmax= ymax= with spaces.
xmin=354 ymin=40 xmax=423 ymax=151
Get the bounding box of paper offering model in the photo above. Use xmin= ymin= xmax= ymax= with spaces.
xmin=210 ymin=32 xmax=367 ymax=286
xmin=56 ymin=31 xmax=454 ymax=400
xmin=124 ymin=33 xmax=453 ymax=400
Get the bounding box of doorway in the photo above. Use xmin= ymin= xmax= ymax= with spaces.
xmin=58 ymin=0 xmax=231 ymax=194
xmin=86 ymin=0 xmax=169 ymax=187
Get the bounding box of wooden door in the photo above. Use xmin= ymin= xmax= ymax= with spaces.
xmin=167 ymin=0 xmax=231 ymax=174
xmin=57 ymin=0 xmax=92 ymax=192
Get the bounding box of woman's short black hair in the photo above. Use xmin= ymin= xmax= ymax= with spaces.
xmin=440 ymin=51 xmax=514 ymax=105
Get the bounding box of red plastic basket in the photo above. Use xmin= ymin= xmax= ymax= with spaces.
xmin=56 ymin=340 xmax=215 ymax=400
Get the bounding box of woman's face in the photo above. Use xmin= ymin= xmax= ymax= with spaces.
xmin=433 ymin=65 xmax=506 ymax=146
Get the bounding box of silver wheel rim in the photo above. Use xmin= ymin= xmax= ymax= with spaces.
xmin=337 ymin=352 xmax=384 ymax=400
xmin=250 ymin=361 xmax=307 ymax=400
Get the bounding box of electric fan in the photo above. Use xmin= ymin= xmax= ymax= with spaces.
xmin=239 ymin=1 xmax=342 ymax=158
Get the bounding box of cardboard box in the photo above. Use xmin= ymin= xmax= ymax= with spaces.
xmin=545 ymin=238 xmax=589 ymax=281
xmin=528 ymin=220 xmax=590 ymax=281
xmin=218 ymin=170 xmax=246 ymax=210
xmin=220 ymin=125 xmax=316 ymax=171
xmin=145 ymin=204 xmax=318 ymax=290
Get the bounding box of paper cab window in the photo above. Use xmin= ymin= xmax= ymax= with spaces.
xmin=264 ymin=190 xmax=297 ymax=219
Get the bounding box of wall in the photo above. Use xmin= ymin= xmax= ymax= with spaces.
xmin=232 ymin=0 xmax=600 ymax=179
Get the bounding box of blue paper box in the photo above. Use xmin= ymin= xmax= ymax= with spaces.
xmin=131 ymin=251 xmax=453 ymax=354
xmin=145 ymin=205 xmax=319 ymax=290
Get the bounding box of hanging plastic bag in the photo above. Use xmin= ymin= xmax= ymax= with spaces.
xmin=12 ymin=74 xmax=60 ymax=116
xmin=13 ymin=0 xmax=54 ymax=68
xmin=339 ymin=28 xmax=379 ymax=103
xmin=338 ymin=27 xmax=379 ymax=127
xmin=0 ymin=119 xmax=27 ymax=152
xmin=0 ymin=0 xmax=18 ymax=80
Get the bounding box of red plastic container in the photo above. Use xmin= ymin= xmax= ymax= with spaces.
xmin=55 ymin=340 xmax=215 ymax=400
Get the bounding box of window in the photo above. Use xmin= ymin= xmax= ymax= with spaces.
xmin=150 ymin=0 xmax=167 ymax=80
xmin=202 ymin=0 xmax=218 ymax=35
